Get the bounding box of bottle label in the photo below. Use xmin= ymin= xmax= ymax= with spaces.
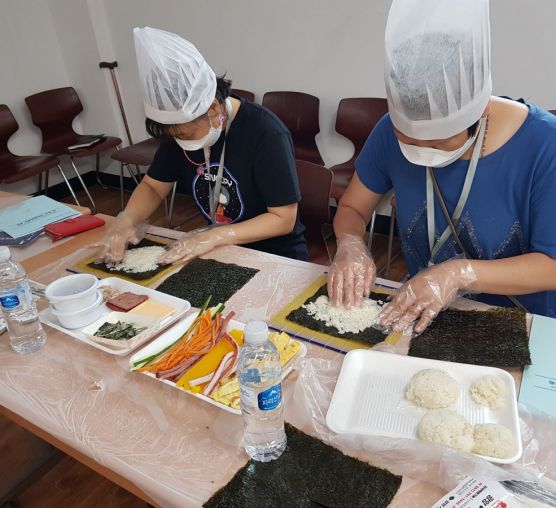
xmin=257 ymin=383 xmax=282 ymax=411
xmin=0 ymin=294 xmax=20 ymax=310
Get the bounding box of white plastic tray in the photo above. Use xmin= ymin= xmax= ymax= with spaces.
xmin=326 ymin=350 xmax=522 ymax=464
xmin=130 ymin=313 xmax=307 ymax=415
xmin=39 ymin=277 xmax=191 ymax=356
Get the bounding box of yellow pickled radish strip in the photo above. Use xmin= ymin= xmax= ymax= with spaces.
xmin=176 ymin=329 xmax=244 ymax=390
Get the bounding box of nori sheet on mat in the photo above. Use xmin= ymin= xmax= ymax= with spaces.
xmin=285 ymin=284 xmax=388 ymax=345
xmin=408 ymin=308 xmax=531 ymax=367
xmin=155 ymin=258 xmax=259 ymax=307
xmin=87 ymin=238 xmax=168 ymax=281
xmin=204 ymin=424 xmax=402 ymax=508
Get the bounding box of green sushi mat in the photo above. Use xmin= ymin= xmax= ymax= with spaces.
xmin=204 ymin=424 xmax=402 ymax=508
xmin=155 ymin=258 xmax=259 ymax=308
xmin=408 ymin=308 xmax=531 ymax=367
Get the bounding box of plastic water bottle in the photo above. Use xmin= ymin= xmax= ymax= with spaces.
xmin=0 ymin=247 xmax=46 ymax=354
xmin=238 ymin=320 xmax=286 ymax=462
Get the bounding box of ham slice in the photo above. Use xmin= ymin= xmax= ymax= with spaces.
xmin=106 ymin=292 xmax=148 ymax=312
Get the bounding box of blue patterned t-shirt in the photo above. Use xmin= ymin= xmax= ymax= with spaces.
xmin=356 ymin=101 xmax=556 ymax=317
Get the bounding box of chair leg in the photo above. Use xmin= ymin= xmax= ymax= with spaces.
xmin=69 ymin=158 xmax=97 ymax=214
xmin=44 ymin=170 xmax=49 ymax=196
xmin=367 ymin=211 xmax=377 ymax=253
xmin=385 ymin=204 xmax=397 ymax=279
xmin=168 ymin=182 xmax=177 ymax=228
xmin=120 ymin=162 xmax=125 ymax=211
xmin=56 ymin=164 xmax=81 ymax=206
xmin=126 ymin=163 xmax=139 ymax=185
xmin=37 ymin=173 xmax=43 ymax=194
xmin=94 ymin=152 xmax=108 ymax=189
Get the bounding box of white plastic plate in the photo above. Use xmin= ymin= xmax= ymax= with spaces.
xmin=39 ymin=277 xmax=190 ymax=356
xmin=326 ymin=350 xmax=522 ymax=464
xmin=130 ymin=312 xmax=307 ymax=415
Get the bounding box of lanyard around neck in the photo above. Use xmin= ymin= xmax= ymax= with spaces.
xmin=426 ymin=117 xmax=487 ymax=265
xmin=205 ymin=98 xmax=233 ymax=223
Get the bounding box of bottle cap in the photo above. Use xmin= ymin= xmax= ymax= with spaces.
xmin=244 ymin=320 xmax=269 ymax=345
xmin=0 ymin=246 xmax=11 ymax=263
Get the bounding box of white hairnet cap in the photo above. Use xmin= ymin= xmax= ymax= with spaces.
xmin=133 ymin=27 xmax=216 ymax=124
xmin=384 ymin=0 xmax=492 ymax=140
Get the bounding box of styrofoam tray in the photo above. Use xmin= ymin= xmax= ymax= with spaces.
xmin=326 ymin=350 xmax=522 ymax=464
xmin=39 ymin=277 xmax=190 ymax=356
xmin=130 ymin=312 xmax=307 ymax=415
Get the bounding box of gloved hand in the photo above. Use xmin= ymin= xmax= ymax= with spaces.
xmin=377 ymin=260 xmax=479 ymax=334
xmin=159 ymin=226 xmax=237 ymax=264
xmin=94 ymin=212 xmax=148 ymax=263
xmin=327 ymin=233 xmax=377 ymax=309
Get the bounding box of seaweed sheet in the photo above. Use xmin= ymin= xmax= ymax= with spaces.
xmin=408 ymin=308 xmax=531 ymax=367
xmin=204 ymin=424 xmax=402 ymax=508
xmin=285 ymin=284 xmax=388 ymax=346
xmin=155 ymin=258 xmax=259 ymax=308
xmin=87 ymin=238 xmax=168 ymax=281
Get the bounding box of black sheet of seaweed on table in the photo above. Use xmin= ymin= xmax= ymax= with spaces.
xmin=285 ymin=284 xmax=388 ymax=346
xmin=156 ymin=258 xmax=259 ymax=308
xmin=204 ymin=424 xmax=402 ymax=508
xmin=87 ymin=238 xmax=169 ymax=281
xmin=408 ymin=308 xmax=531 ymax=367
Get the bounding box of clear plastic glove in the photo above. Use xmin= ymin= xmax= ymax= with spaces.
xmin=377 ymin=259 xmax=479 ymax=334
xmin=327 ymin=233 xmax=377 ymax=309
xmin=94 ymin=212 xmax=148 ymax=263
xmin=159 ymin=226 xmax=237 ymax=265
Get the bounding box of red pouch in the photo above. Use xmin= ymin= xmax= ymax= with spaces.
xmin=44 ymin=215 xmax=105 ymax=241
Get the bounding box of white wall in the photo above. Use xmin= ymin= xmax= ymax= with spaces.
xmin=2 ymin=0 xmax=556 ymax=199
xmin=0 ymin=0 xmax=71 ymax=195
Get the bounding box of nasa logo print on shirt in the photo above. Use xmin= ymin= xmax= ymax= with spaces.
xmin=192 ymin=163 xmax=245 ymax=224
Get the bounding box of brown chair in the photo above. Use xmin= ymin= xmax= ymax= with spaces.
xmin=0 ymin=104 xmax=80 ymax=204
xmin=262 ymin=91 xmax=324 ymax=165
xmin=330 ymin=98 xmax=388 ymax=200
xmin=231 ymin=88 xmax=255 ymax=102
xmin=110 ymin=138 xmax=160 ymax=210
xmin=25 ymin=87 xmax=122 ymax=213
xmin=296 ymin=159 xmax=333 ymax=265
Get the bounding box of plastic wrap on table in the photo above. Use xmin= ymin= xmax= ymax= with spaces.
xmin=5 ymin=244 xmax=331 ymax=507
xmin=290 ymin=357 xmax=556 ymax=494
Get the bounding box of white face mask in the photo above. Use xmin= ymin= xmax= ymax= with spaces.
xmin=398 ymin=124 xmax=480 ymax=168
xmin=175 ymin=112 xmax=223 ymax=151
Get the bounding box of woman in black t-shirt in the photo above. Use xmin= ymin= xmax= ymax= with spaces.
xmin=96 ymin=27 xmax=308 ymax=263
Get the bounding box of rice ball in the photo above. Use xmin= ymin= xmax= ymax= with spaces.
xmin=473 ymin=423 xmax=514 ymax=459
xmin=470 ymin=375 xmax=505 ymax=410
xmin=406 ymin=369 xmax=460 ymax=409
xmin=417 ymin=410 xmax=474 ymax=452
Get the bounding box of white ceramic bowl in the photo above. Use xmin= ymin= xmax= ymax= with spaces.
xmin=45 ymin=274 xmax=99 ymax=312
xmin=51 ymin=290 xmax=104 ymax=329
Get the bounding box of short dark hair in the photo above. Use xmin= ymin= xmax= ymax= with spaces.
xmin=146 ymin=76 xmax=232 ymax=139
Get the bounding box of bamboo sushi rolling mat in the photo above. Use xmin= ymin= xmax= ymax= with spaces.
xmin=269 ymin=275 xmax=403 ymax=353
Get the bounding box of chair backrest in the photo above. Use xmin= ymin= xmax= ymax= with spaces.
xmin=335 ymin=98 xmax=388 ymax=159
xmin=0 ymin=105 xmax=18 ymax=161
xmin=296 ymin=159 xmax=332 ymax=243
xmin=262 ymin=91 xmax=321 ymax=145
xmin=25 ymin=87 xmax=83 ymax=153
xmin=231 ymin=88 xmax=255 ymax=102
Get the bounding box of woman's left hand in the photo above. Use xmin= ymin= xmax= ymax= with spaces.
xmin=159 ymin=227 xmax=237 ymax=264
xmin=377 ymin=260 xmax=479 ymax=334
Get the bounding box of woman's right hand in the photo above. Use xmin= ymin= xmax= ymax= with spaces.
xmin=327 ymin=234 xmax=377 ymax=309
xmin=94 ymin=212 xmax=147 ymax=263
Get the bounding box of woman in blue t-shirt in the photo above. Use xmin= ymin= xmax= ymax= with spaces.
xmin=96 ymin=27 xmax=308 ymax=263
xmin=329 ymin=0 xmax=556 ymax=330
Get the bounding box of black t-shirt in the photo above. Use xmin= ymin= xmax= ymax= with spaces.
xmin=148 ymin=99 xmax=308 ymax=261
